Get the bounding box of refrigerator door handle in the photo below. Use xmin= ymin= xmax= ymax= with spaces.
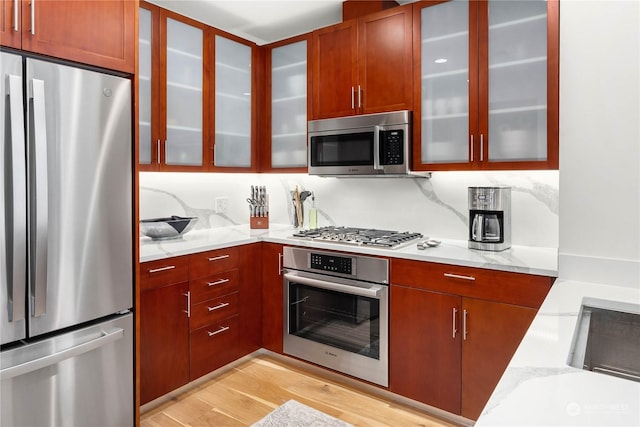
xmin=30 ymin=78 xmax=48 ymax=317
xmin=0 ymin=327 xmax=124 ymax=380
xmin=8 ymin=74 xmax=27 ymax=322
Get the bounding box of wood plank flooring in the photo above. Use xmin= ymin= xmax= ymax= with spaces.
xmin=140 ymin=355 xmax=460 ymax=427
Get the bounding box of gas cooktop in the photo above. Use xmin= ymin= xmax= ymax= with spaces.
xmin=291 ymin=226 xmax=423 ymax=249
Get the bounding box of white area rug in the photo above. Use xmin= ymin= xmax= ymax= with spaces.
xmin=251 ymin=400 xmax=354 ymax=427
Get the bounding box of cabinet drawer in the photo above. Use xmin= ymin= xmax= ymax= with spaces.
xmin=190 ymin=269 xmax=239 ymax=304
xmin=190 ymin=292 xmax=239 ymax=331
xmin=190 ymin=315 xmax=239 ymax=380
xmin=189 ymin=247 xmax=240 ymax=279
xmin=140 ymin=256 xmax=189 ymax=290
xmin=391 ymin=259 xmax=554 ymax=308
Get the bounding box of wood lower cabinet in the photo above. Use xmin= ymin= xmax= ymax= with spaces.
xmin=139 ymin=256 xmax=190 ymax=405
xmin=1 ymin=0 xmax=135 ymax=73
xmin=190 ymin=315 xmax=240 ymax=380
xmin=390 ymin=285 xmax=462 ymax=414
xmin=139 ymin=244 xmax=262 ymax=402
xmin=460 ymin=297 xmax=536 ymax=419
xmin=188 ymin=244 xmax=261 ymax=380
xmin=389 ymin=258 xmax=554 ymax=420
xmin=237 ymin=243 xmax=263 ymax=355
xmin=261 ymin=243 xmax=284 ymax=353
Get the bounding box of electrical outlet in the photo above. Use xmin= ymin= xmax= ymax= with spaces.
xmin=215 ymin=197 xmax=229 ymax=214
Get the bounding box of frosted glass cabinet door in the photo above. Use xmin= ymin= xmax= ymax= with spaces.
xmin=138 ymin=8 xmax=153 ymax=165
xmin=165 ymin=18 xmax=203 ymax=166
xmin=271 ymin=40 xmax=307 ymax=168
xmin=420 ymin=0 xmax=469 ymax=164
xmin=487 ymin=0 xmax=547 ymax=162
xmin=215 ymin=36 xmax=252 ymax=168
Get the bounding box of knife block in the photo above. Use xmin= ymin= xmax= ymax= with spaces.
xmin=250 ymin=215 xmax=269 ymax=229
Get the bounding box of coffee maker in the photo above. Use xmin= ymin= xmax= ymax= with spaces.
xmin=468 ymin=187 xmax=511 ymax=251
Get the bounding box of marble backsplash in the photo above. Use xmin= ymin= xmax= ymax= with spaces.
xmin=139 ymin=170 xmax=559 ymax=248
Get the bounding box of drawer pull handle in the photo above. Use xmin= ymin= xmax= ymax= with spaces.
xmin=148 ymin=265 xmax=175 ymax=274
xmin=444 ymin=273 xmax=476 ymax=281
xmin=208 ymin=254 xmax=230 ymax=262
xmin=207 ymin=278 xmax=230 ymax=287
xmin=207 ymin=302 xmax=229 ymax=312
xmin=207 ymin=326 xmax=230 ymax=337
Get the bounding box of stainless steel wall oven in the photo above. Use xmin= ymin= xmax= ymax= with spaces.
xmin=283 ymin=247 xmax=389 ymax=386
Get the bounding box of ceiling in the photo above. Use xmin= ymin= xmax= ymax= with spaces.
xmin=146 ymin=0 xmax=415 ymax=45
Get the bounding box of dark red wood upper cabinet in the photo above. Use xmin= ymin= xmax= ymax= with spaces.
xmin=312 ymin=4 xmax=413 ymax=119
xmin=1 ymin=0 xmax=135 ymax=73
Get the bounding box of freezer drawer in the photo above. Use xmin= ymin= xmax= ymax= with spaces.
xmin=0 ymin=313 xmax=133 ymax=427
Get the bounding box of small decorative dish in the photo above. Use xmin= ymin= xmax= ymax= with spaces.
xmin=140 ymin=216 xmax=198 ymax=240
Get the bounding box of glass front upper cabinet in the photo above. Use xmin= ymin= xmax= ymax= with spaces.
xmin=138 ymin=8 xmax=153 ymax=166
xmin=418 ymin=0 xmax=470 ymax=165
xmin=214 ymin=35 xmax=252 ymax=168
xmin=270 ymin=40 xmax=308 ymax=169
xmin=165 ymin=17 xmax=204 ymax=167
xmin=414 ymin=0 xmax=558 ymax=171
xmin=486 ymin=0 xmax=548 ymax=162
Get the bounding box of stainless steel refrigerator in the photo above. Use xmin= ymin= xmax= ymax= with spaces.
xmin=1 ymin=51 xmax=134 ymax=426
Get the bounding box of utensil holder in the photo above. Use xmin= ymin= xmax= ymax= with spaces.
xmin=250 ymin=215 xmax=269 ymax=229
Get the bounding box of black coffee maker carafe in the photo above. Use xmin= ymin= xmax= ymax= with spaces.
xmin=468 ymin=187 xmax=511 ymax=251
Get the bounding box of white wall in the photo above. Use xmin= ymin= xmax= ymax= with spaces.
xmin=558 ymin=0 xmax=640 ymax=287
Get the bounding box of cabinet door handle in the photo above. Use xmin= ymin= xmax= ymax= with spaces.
xmin=207 ymin=302 xmax=229 ymax=312
xmin=148 ymin=265 xmax=175 ymax=274
xmin=480 ymin=134 xmax=484 ymax=161
xmin=208 ymin=254 xmax=230 ymax=262
xmin=29 ymin=0 xmax=35 ymax=35
xmin=452 ymin=307 xmax=458 ymax=338
xmin=207 ymin=278 xmax=229 ymax=287
xmin=470 ymin=134 xmax=474 ymax=162
xmin=156 ymin=139 xmax=161 ymax=164
xmin=13 ymin=0 xmax=18 ymax=31
xmin=207 ymin=326 xmax=230 ymax=337
xmin=463 ymin=309 xmax=468 ymax=340
xmin=444 ymin=273 xmax=476 ymax=281
xmin=184 ymin=291 xmax=191 ymax=317
xmin=278 ymin=252 xmax=283 ymax=275
xmin=358 ymin=85 xmax=362 ymax=108
xmin=351 ymin=86 xmax=355 ymax=109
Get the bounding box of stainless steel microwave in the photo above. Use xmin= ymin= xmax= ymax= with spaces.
xmin=307 ymin=110 xmax=412 ymax=176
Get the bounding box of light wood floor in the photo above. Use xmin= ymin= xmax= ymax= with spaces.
xmin=140 ymin=354 xmax=459 ymax=427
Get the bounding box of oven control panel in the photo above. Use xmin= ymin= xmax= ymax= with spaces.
xmin=310 ymin=253 xmax=353 ymax=275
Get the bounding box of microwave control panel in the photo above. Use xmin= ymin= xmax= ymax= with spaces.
xmin=310 ymin=253 xmax=353 ymax=275
xmin=380 ymin=130 xmax=404 ymax=165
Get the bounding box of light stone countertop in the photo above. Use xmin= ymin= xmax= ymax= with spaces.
xmin=475 ymin=279 xmax=640 ymax=426
xmin=139 ymin=224 xmax=558 ymax=277
xmin=140 ymin=225 xmax=640 ymax=426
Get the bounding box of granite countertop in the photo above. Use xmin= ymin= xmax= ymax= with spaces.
xmin=139 ymin=224 xmax=558 ymax=277
xmin=475 ymin=279 xmax=640 ymax=426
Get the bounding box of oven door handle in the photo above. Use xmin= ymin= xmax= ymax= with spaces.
xmin=284 ymin=273 xmax=383 ymax=299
